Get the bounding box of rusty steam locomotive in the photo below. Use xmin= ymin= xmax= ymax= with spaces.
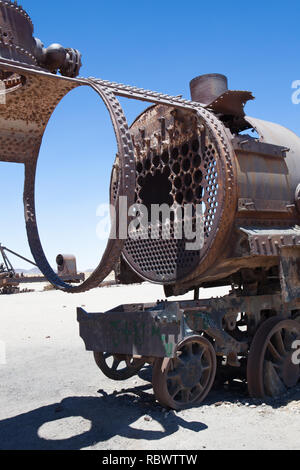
xmin=0 ymin=0 xmax=299 ymax=409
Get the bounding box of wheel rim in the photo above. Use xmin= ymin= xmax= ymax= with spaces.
xmin=152 ymin=335 xmax=216 ymax=410
xmin=94 ymin=352 xmax=145 ymax=381
xmin=247 ymin=317 xmax=300 ymax=398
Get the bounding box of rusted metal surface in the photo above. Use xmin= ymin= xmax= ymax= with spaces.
xmin=78 ymin=287 xmax=300 ymax=408
xmin=0 ymin=61 xmax=137 ymax=292
xmin=114 ymin=257 xmax=143 ymax=285
xmin=77 ymin=302 xmax=185 ymax=359
xmin=117 ymin=102 xmax=237 ymax=287
xmin=247 ymin=317 xmax=300 ymax=398
xmin=0 ymin=0 xmax=37 ymax=67
xmin=232 ymin=136 xmax=288 ymax=158
xmin=190 ymin=74 xmax=229 ymax=105
xmin=2 ymin=2 xmax=300 ymax=408
xmin=93 ymin=352 xmax=145 ymax=381
xmin=77 ymin=292 xmax=300 ymax=358
xmin=241 ymin=227 xmax=300 ymax=256
xmin=0 ymin=243 xmax=18 ymax=293
xmin=13 ymin=273 xmax=84 ymax=284
xmin=5 ymin=3 xmax=300 ymax=298
xmin=0 ymin=245 xmax=84 ymax=293
xmin=152 ymin=335 xmax=217 ymax=410
xmin=121 ymin=105 xmax=235 ymax=284
xmin=106 ymin=77 xmax=300 ymax=296
xmin=234 ymin=118 xmax=300 ymax=218
xmin=279 ymin=246 xmax=300 ymax=303
xmin=56 ymin=254 xmax=78 ymax=277
xmin=0 ymin=0 xmax=81 ymax=76
xmin=208 ymin=90 xmax=254 ymax=117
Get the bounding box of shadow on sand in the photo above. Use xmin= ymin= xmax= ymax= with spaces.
xmin=0 ymin=383 xmax=207 ymax=450
xmin=1 ymin=364 xmax=299 ymax=450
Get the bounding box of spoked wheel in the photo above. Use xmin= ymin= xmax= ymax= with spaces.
xmin=93 ymin=352 xmax=145 ymax=381
xmin=247 ymin=317 xmax=300 ymax=398
xmin=152 ymin=335 xmax=217 ymax=410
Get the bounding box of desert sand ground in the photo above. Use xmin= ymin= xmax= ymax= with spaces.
xmin=0 ymin=281 xmax=299 ymax=450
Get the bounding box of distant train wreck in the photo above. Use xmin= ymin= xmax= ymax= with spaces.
xmin=0 ymin=244 xmax=84 ymax=294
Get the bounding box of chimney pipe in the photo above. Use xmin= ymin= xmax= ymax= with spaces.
xmin=190 ymin=74 xmax=228 ymax=104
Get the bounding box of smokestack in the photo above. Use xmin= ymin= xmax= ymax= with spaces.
xmin=190 ymin=74 xmax=228 ymax=104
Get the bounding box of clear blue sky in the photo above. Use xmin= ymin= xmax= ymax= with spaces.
xmin=0 ymin=0 xmax=299 ymax=270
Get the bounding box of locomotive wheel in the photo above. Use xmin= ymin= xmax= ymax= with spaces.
xmin=247 ymin=317 xmax=300 ymax=398
xmin=152 ymin=336 xmax=216 ymax=410
xmin=93 ymin=352 xmax=145 ymax=381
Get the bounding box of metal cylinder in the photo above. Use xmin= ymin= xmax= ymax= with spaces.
xmin=0 ymin=0 xmax=36 ymax=65
xmin=190 ymin=74 xmax=228 ymax=104
xmin=117 ymin=101 xmax=300 ymax=295
xmin=56 ymin=254 xmax=77 ymax=276
xmin=0 ymin=1 xmax=82 ymax=77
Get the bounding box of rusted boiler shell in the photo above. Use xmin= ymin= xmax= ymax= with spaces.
xmin=235 ymin=117 xmax=300 ymax=211
xmin=119 ymin=83 xmax=300 ymax=296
